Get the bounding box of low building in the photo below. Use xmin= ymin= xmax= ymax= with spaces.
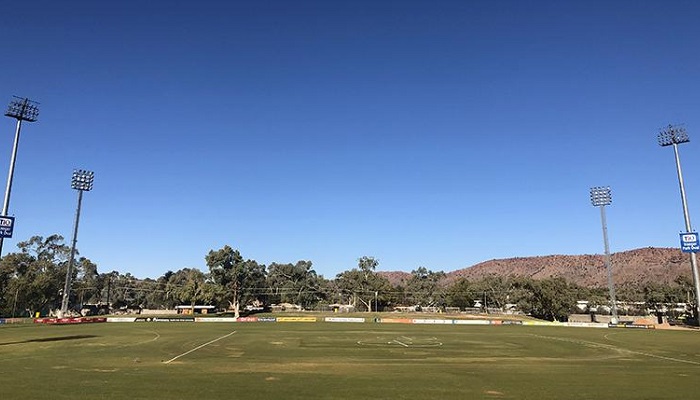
xmin=176 ymin=305 xmax=216 ymax=315
xmin=270 ymin=303 xmax=303 ymax=312
xmin=329 ymin=304 xmax=355 ymax=313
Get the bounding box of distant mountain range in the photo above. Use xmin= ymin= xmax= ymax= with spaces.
xmin=379 ymin=247 xmax=692 ymax=288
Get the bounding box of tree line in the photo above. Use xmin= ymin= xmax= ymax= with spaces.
xmin=0 ymin=235 xmax=694 ymax=321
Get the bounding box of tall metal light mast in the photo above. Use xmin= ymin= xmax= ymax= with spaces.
xmin=1 ymin=97 xmax=39 ymax=256
xmin=590 ymin=186 xmax=618 ymax=324
xmin=60 ymin=169 xmax=95 ymax=317
xmin=658 ymin=125 xmax=700 ymax=322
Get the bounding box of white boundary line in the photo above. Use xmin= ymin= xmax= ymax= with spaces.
xmin=119 ymin=330 xmax=161 ymax=348
xmin=532 ymin=333 xmax=700 ymax=366
xmin=356 ymin=336 xmax=443 ymax=348
xmin=163 ymin=331 xmax=237 ymax=364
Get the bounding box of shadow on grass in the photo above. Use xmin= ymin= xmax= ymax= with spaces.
xmin=0 ymin=335 xmax=99 ymax=346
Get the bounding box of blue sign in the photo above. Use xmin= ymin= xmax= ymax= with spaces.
xmin=0 ymin=216 xmax=14 ymax=238
xmin=680 ymin=232 xmax=700 ymax=253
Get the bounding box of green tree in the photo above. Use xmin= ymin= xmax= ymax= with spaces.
xmin=643 ymin=281 xmax=676 ymax=306
xmin=267 ymin=260 xmax=323 ymax=309
xmin=206 ymin=245 xmax=266 ymax=317
xmin=18 ymin=234 xmax=71 ymax=262
xmin=335 ymin=256 xmax=391 ymax=312
xmin=404 ymin=267 xmax=446 ymax=308
xmin=471 ymin=275 xmax=512 ymax=310
xmin=445 ymin=278 xmax=477 ymax=310
xmin=616 ymin=283 xmax=644 ymax=303
xmin=72 ymin=257 xmax=102 ymax=307
xmin=0 ymin=235 xmax=71 ymax=316
xmin=524 ymin=277 xmax=578 ymax=321
xmin=99 ymin=270 xmax=120 ymax=309
xmin=107 ymin=272 xmax=144 ymax=310
xmin=165 ymin=268 xmax=215 ymax=311
xmin=138 ymin=271 xmax=174 ymax=309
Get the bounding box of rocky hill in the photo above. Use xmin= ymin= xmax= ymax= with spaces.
xmin=380 ymin=247 xmax=692 ymax=288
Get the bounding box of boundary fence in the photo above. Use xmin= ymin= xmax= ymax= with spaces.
xmin=30 ymin=316 xmax=655 ymax=329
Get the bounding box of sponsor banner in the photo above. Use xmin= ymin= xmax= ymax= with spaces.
xmin=412 ymin=319 xmax=454 ymax=325
xmin=257 ymin=317 xmax=277 ymax=322
xmin=376 ymin=318 xmax=413 ymax=324
xmin=610 ymin=323 xmax=655 ymax=330
xmin=137 ymin=317 xmax=197 ymax=322
xmin=107 ymin=317 xmax=137 ymax=323
xmin=452 ymin=319 xmax=491 ymax=325
xmin=566 ymin=322 xmax=608 ymax=328
xmin=236 ymin=317 xmax=259 ymax=322
xmin=325 ymin=317 xmax=365 ymax=323
xmin=276 ymin=316 xmax=317 ymax=322
xmin=521 ymin=321 xmax=562 ymax=326
xmin=34 ymin=317 xmax=107 ymax=324
xmin=0 ymin=318 xmax=24 ymax=324
xmin=0 ymin=216 xmax=15 ymax=238
xmin=195 ymin=317 xmax=238 ymax=322
xmin=154 ymin=317 xmax=195 ymax=322
xmin=500 ymin=320 xmax=523 ymax=325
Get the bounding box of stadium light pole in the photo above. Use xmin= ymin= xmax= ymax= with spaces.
xmin=1 ymin=97 xmax=39 ymax=256
xmin=590 ymin=186 xmax=618 ymax=325
xmin=658 ymin=125 xmax=700 ymax=322
xmin=60 ymin=169 xmax=94 ymax=318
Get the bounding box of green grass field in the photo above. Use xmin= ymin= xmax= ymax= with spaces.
xmin=1 ymin=320 xmax=699 ymax=399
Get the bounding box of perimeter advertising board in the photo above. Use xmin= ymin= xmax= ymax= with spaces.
xmin=0 ymin=216 xmax=15 ymax=238
xmin=680 ymin=232 xmax=700 ymax=253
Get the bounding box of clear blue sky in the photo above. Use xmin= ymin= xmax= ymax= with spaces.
xmin=1 ymin=1 xmax=699 ymax=279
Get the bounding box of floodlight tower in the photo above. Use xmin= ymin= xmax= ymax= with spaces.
xmin=658 ymin=125 xmax=700 ymax=322
xmin=1 ymin=97 xmax=39 ymax=256
xmin=60 ymin=169 xmax=94 ymax=317
xmin=590 ymin=186 xmax=618 ymax=324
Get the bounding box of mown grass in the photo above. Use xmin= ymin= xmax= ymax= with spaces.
xmin=0 ymin=321 xmax=698 ymax=399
